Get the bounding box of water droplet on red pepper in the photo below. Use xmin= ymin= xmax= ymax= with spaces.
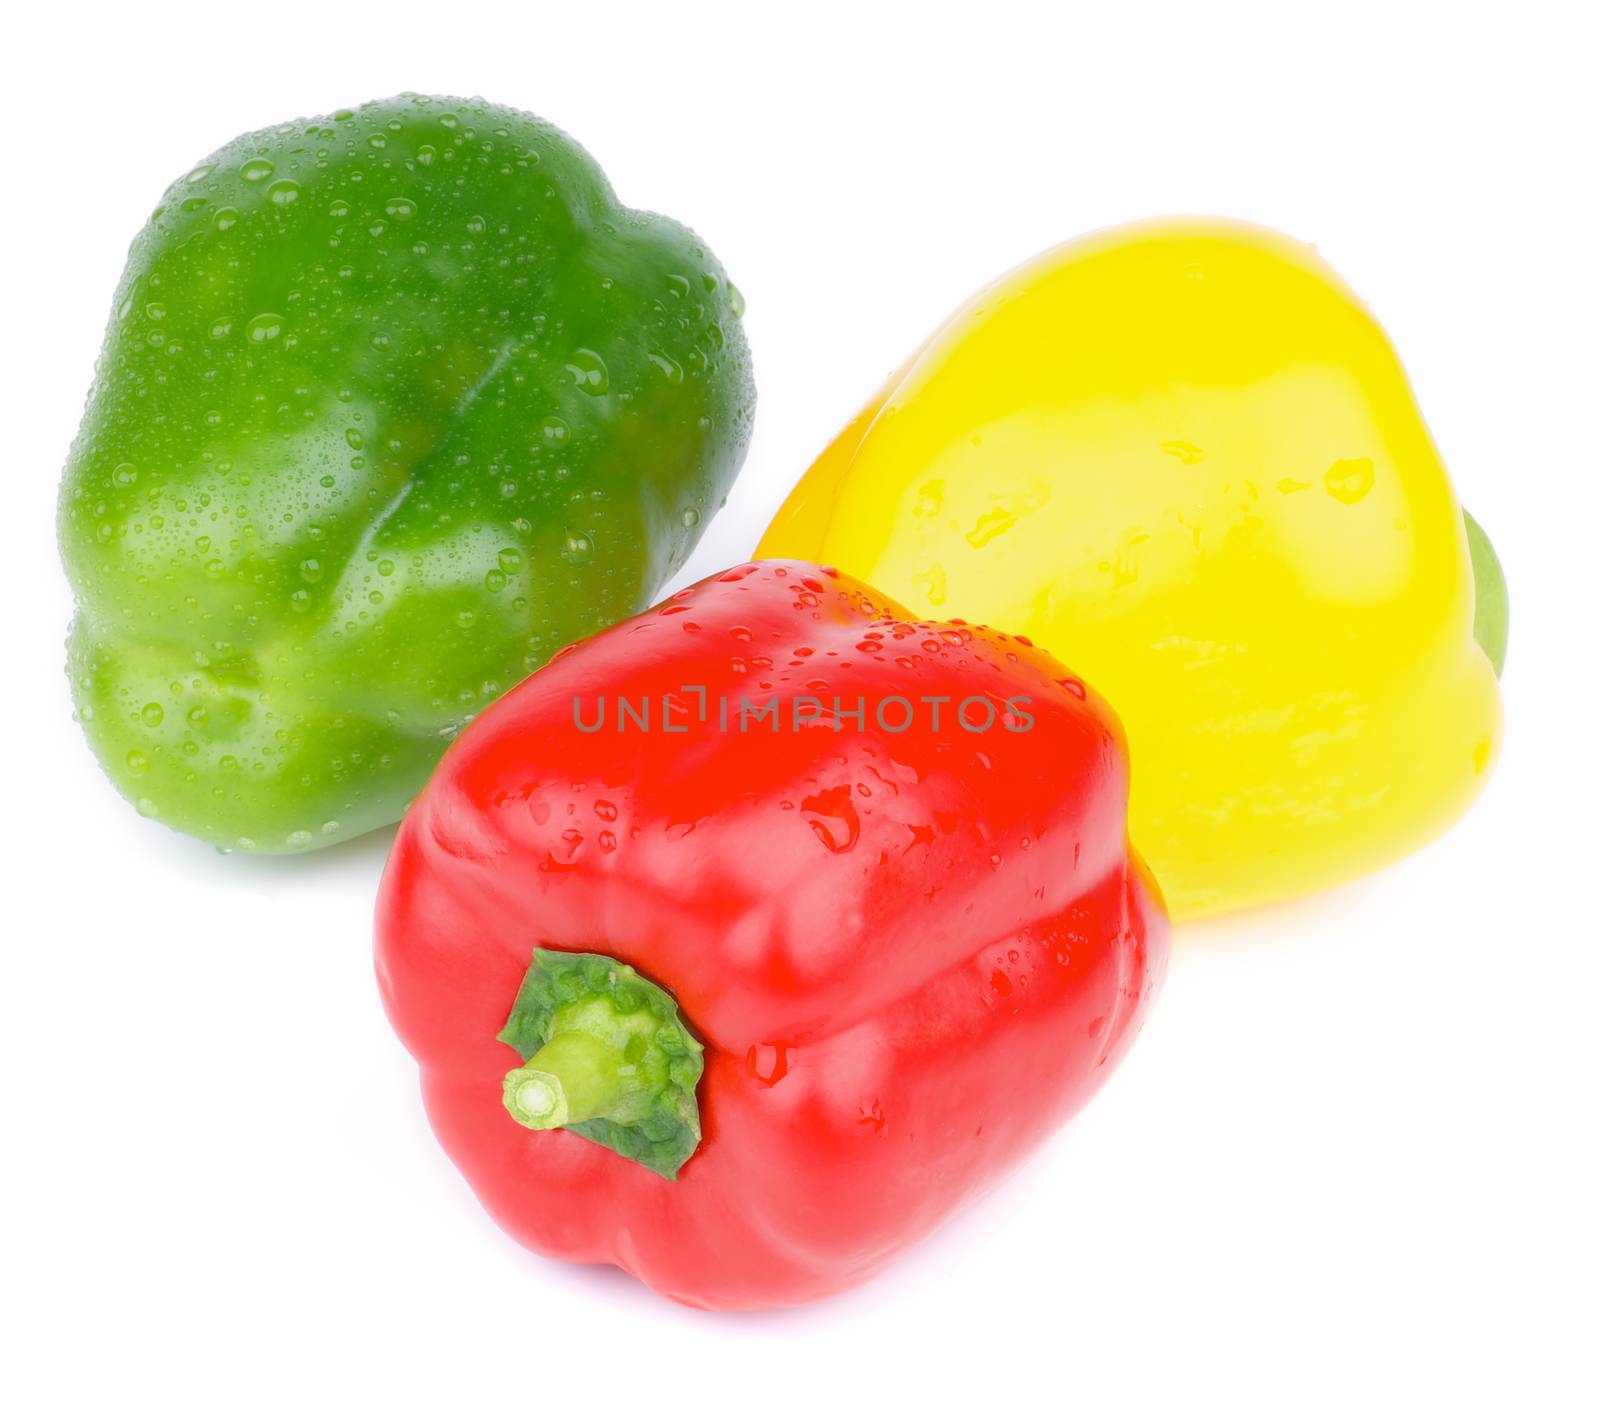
xmin=746 ymin=1043 xmax=790 ymax=1087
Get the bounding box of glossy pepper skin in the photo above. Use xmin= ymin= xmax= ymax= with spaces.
xmin=759 ymin=218 xmax=1505 ymax=919
xmin=59 ymin=94 xmax=753 ymax=853
xmin=376 ymin=560 xmax=1167 ymax=1309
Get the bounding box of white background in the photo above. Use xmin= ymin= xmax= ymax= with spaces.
xmin=3 ymin=2 xmax=1596 ymax=1414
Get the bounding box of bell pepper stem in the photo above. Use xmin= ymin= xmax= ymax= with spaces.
xmin=503 ymin=1032 xmax=626 ymax=1130
xmin=498 ymin=949 xmax=705 ymax=1178
xmin=1463 ymin=508 xmax=1509 ymax=678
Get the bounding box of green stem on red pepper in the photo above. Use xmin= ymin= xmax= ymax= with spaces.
xmin=498 ymin=949 xmax=704 ymax=1180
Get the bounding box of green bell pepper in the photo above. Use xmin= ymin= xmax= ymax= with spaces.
xmin=58 ymin=94 xmax=753 ymax=853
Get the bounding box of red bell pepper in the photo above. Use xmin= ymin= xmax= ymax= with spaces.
xmin=375 ymin=560 xmax=1167 ymax=1309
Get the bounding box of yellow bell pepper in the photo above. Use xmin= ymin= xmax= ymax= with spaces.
xmin=757 ymin=218 xmax=1505 ymax=919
